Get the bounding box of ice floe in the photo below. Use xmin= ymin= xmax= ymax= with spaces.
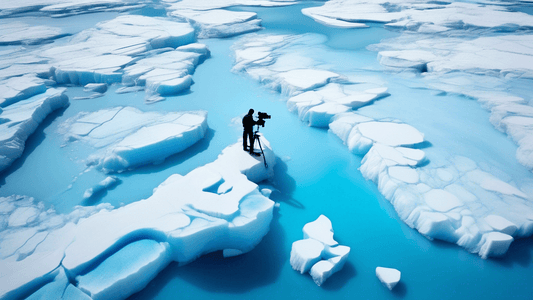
xmin=170 ymin=9 xmax=262 ymax=38
xmin=330 ymin=111 xmax=533 ymax=258
xmin=0 ymin=138 xmax=276 ymax=299
xmin=0 ymin=21 xmax=67 ymax=45
xmin=302 ymin=0 xmax=533 ymax=31
xmin=376 ymin=267 xmax=401 ymax=290
xmin=0 ymin=0 xmax=144 ymax=18
xmin=291 ymin=215 xmax=350 ymax=286
xmin=232 ymin=33 xmax=389 ymax=127
xmin=0 ymin=75 xmax=48 ymax=108
xmin=0 ymin=15 xmax=206 ymax=102
xmin=60 ymin=107 xmax=208 ymax=173
xmin=0 ymin=88 xmax=69 ymax=173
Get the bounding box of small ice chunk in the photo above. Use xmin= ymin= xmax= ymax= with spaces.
xmin=260 ymin=188 xmax=272 ymax=198
xmin=376 ymin=267 xmax=401 ymax=290
xmin=309 ymin=260 xmax=335 ymax=286
xmin=83 ymin=83 xmax=107 ymax=94
xmin=484 ymin=215 xmax=517 ymax=236
xmin=290 ymin=239 xmax=325 ymax=274
xmin=83 ymin=176 xmax=119 ymax=199
xmin=479 ymin=232 xmax=514 ymax=259
xmin=303 ymin=215 xmax=338 ymax=246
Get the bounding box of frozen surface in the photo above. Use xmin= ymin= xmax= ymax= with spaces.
xmin=0 ymin=88 xmax=69 ymax=173
xmin=329 ymin=112 xmax=533 ymax=257
xmin=232 ymin=8 xmax=533 ymax=257
xmin=0 ymin=15 xmax=202 ymax=102
xmin=170 ymin=9 xmax=262 ymax=38
xmin=0 ymin=138 xmax=276 ymax=299
xmin=290 ymin=215 xmax=350 ymax=286
xmin=232 ymin=33 xmax=389 ymax=127
xmin=0 ymin=21 xmax=66 ymax=45
xmin=376 ymin=267 xmax=401 ymax=290
xmin=60 ymin=107 xmax=208 ymax=173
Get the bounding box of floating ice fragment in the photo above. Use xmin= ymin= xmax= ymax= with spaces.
xmin=376 ymin=267 xmax=401 ymax=290
xmin=291 ymin=215 xmax=349 ymax=286
xmin=83 ymin=83 xmax=107 ymax=94
xmin=303 ymin=215 xmax=338 ymax=246
xmin=478 ymin=232 xmax=514 ymax=259
xmin=290 ymin=239 xmax=325 ymax=274
xmin=83 ymin=176 xmax=119 ymax=199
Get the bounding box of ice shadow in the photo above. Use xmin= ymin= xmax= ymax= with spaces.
xmin=391 ymin=281 xmax=408 ymax=297
xmin=492 ymin=235 xmax=533 ymax=268
xmin=127 ymin=210 xmax=286 ymax=299
xmin=0 ymin=106 xmax=67 ymax=186
xmin=268 ymin=156 xmax=304 ymax=209
xmin=321 ymin=261 xmax=357 ymax=291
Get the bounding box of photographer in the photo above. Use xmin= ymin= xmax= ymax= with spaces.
xmin=242 ymin=109 xmax=256 ymax=155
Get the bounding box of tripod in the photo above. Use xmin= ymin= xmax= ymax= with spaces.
xmin=252 ymin=125 xmax=268 ymax=168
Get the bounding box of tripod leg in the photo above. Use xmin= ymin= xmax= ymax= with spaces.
xmin=255 ymin=135 xmax=268 ymax=168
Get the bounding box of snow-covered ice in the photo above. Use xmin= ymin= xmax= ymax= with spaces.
xmin=60 ymin=107 xmax=208 ymax=173
xmin=0 ymin=138 xmax=276 ymax=299
xmin=291 ymin=215 xmax=350 ymax=286
xmin=376 ymin=267 xmax=401 ymax=290
xmin=170 ymin=9 xmax=262 ymax=38
xmin=0 ymin=21 xmax=66 ymax=45
xmin=0 ymin=88 xmax=69 ymax=173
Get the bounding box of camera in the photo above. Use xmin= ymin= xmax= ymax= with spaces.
xmin=256 ymin=111 xmax=271 ymax=127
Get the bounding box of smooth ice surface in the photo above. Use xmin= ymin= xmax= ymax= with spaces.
xmin=0 ymin=139 xmax=275 ymax=299
xmin=375 ymin=267 xmax=401 ymax=290
xmin=60 ymin=107 xmax=208 ymax=173
xmin=291 ymin=215 xmax=350 ymax=286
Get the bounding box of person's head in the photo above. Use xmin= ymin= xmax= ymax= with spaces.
xmin=248 ymin=109 xmax=254 ymax=115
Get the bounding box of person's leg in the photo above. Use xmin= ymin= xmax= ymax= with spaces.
xmin=243 ymin=131 xmax=248 ymax=150
xmin=249 ymin=132 xmax=255 ymax=153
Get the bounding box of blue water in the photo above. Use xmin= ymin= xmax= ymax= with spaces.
xmin=1 ymin=2 xmax=533 ymax=300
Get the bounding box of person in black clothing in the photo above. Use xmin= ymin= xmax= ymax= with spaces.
xmin=242 ymin=109 xmax=256 ymax=154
